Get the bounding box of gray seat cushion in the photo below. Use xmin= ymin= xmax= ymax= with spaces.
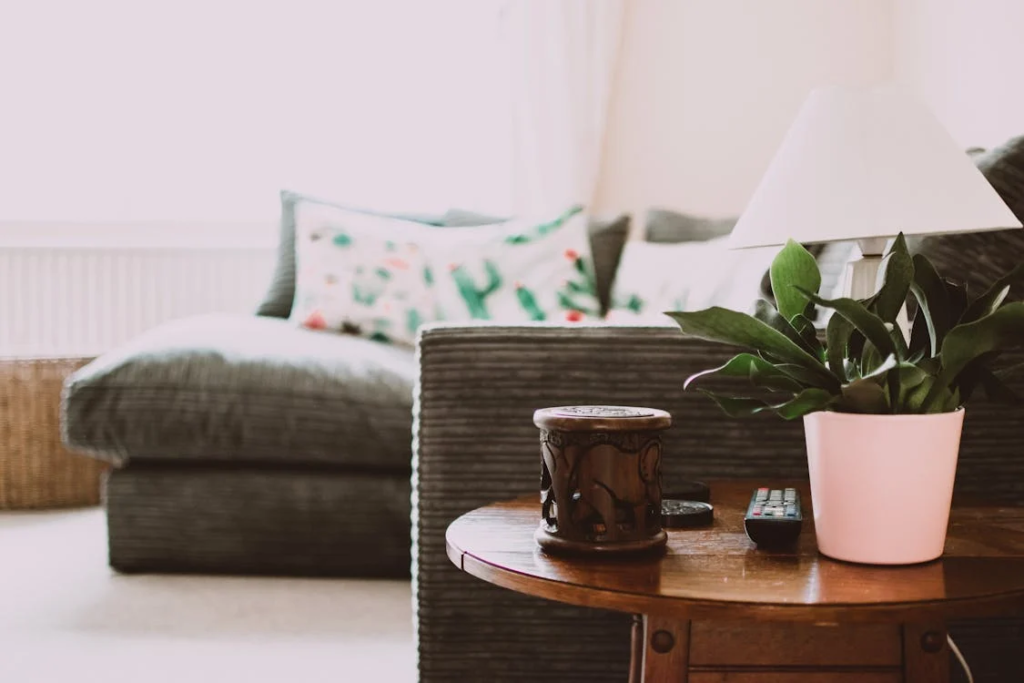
xmin=105 ymin=464 xmax=412 ymax=577
xmin=63 ymin=314 xmax=416 ymax=470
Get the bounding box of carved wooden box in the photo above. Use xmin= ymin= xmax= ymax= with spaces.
xmin=533 ymin=405 xmax=671 ymax=555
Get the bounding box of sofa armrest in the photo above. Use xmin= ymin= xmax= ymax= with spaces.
xmin=412 ymin=323 xmax=804 ymax=683
xmin=413 ymin=323 xmax=1024 ymax=683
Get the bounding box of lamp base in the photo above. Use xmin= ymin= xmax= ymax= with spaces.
xmin=844 ymin=240 xmax=887 ymax=300
xmin=843 ymin=238 xmax=909 ymax=337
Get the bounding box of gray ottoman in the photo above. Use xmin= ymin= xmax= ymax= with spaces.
xmin=62 ymin=314 xmax=415 ymax=577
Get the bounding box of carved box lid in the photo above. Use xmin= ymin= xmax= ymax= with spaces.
xmin=533 ymin=405 xmax=671 ymax=432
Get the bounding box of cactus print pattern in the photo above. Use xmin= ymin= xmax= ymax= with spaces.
xmin=291 ymin=214 xmax=438 ymax=346
xmin=436 ymin=206 xmax=599 ymax=324
xmin=291 ymin=203 xmax=600 ymax=346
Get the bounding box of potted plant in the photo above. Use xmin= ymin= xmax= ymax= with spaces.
xmin=668 ymin=234 xmax=1024 ymax=564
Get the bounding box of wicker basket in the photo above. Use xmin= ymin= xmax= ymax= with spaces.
xmin=0 ymin=357 xmax=108 ymax=509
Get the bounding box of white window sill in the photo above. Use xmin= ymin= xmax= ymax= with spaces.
xmin=0 ymin=222 xmax=279 ymax=250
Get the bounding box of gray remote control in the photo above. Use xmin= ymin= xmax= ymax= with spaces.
xmin=744 ymin=487 xmax=802 ymax=548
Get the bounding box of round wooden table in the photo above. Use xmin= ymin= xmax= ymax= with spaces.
xmin=446 ymin=480 xmax=1024 ymax=682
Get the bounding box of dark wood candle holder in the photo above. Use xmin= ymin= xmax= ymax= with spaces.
xmin=533 ymin=405 xmax=671 ymax=555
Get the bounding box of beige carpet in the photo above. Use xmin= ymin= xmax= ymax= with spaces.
xmin=0 ymin=507 xmax=415 ymax=683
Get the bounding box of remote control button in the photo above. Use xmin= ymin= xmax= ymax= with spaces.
xmin=752 ymin=510 xmax=761 ymax=516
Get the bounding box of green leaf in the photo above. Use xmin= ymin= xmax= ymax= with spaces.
xmin=772 ymin=388 xmax=835 ymax=419
xmin=961 ymin=263 xmax=1024 ymax=324
xmin=905 ymin=376 xmax=935 ymax=413
xmin=840 ymin=379 xmax=890 ymax=414
xmin=940 ymin=302 xmax=1024 ymax=382
xmin=665 ymin=307 xmax=832 ymax=379
xmin=945 ymin=279 xmax=968 ymax=327
xmin=944 ymin=387 xmax=963 ymax=413
xmin=748 ymin=362 xmax=805 ymax=393
xmin=871 ymin=234 xmax=914 ymax=323
xmin=980 ymin=370 xmax=1022 ymax=405
xmin=825 ymin=313 xmax=854 ymax=380
xmin=860 ymin=340 xmax=884 ymax=377
xmin=955 ymin=352 xmax=1001 ymax=403
xmin=926 ymin=302 xmax=1024 ymax=409
xmin=774 ymin=363 xmax=839 ymax=391
xmin=908 ymin=254 xmax=950 ymax=356
xmin=770 ymin=240 xmax=821 ymax=322
xmin=890 ymin=323 xmax=909 ymax=359
xmin=895 ymin=363 xmax=931 ymax=411
xmin=753 ymin=300 xmax=818 ymax=356
xmin=792 ymin=314 xmax=823 ymax=358
xmin=886 ymin=326 xmax=907 ymax=407
xmin=797 ymin=288 xmax=896 ymax=359
xmin=699 ymin=386 xmax=834 ymax=420
xmin=861 ymin=353 xmax=899 ymax=382
xmin=684 ymin=352 xmax=807 ymax=394
xmin=696 ymin=389 xmax=768 ymax=418
xmin=684 ymin=353 xmax=776 ymax=389
xmin=908 ymin=307 xmax=931 ymax=357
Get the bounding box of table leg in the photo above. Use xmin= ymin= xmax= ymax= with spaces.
xmin=638 ymin=614 xmax=690 ymax=682
xmin=902 ymin=623 xmax=950 ymax=683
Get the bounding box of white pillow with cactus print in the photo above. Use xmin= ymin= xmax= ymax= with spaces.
xmin=290 ymin=203 xmax=600 ymax=345
xmin=430 ymin=206 xmax=602 ymax=324
xmin=290 ymin=203 xmax=442 ymax=345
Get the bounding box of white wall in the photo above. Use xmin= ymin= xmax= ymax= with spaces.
xmin=894 ymin=0 xmax=1024 ymax=149
xmin=594 ymin=0 xmax=894 ymax=223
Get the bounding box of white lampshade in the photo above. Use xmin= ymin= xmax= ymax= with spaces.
xmin=729 ymin=84 xmax=1022 ymax=249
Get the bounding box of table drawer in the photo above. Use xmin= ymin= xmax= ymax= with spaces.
xmin=690 ymin=673 xmax=901 ymax=683
xmin=689 ymin=622 xmax=903 ymax=667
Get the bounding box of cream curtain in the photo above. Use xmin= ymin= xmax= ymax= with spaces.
xmin=502 ymin=0 xmax=627 ymax=214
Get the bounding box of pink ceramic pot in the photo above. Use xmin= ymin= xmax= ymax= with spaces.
xmin=803 ymin=409 xmax=965 ymax=565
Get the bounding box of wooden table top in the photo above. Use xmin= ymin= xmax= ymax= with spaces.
xmin=446 ymin=480 xmax=1024 ymax=623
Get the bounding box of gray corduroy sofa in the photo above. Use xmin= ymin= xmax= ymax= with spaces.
xmin=412 ymin=325 xmax=1024 ymax=683
xmin=413 ymin=136 xmax=1024 ymax=682
xmin=60 ymin=191 xmax=631 ymax=577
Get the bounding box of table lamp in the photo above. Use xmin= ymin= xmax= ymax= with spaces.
xmin=729 ymin=84 xmax=1022 ymax=301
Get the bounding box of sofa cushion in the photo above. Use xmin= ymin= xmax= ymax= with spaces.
xmin=256 ymin=190 xmax=446 ymax=319
xmin=607 ymin=237 xmax=777 ymax=319
xmin=442 ymin=212 xmax=631 ymax=316
xmin=641 ymin=207 xmax=855 ymax=321
xmin=63 ymin=314 xmax=416 ymax=470
xmin=644 ymin=208 xmax=737 ymax=244
xmin=258 ymin=193 xmax=631 ymax=320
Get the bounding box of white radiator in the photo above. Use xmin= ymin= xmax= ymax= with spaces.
xmin=0 ymin=247 xmax=277 ymax=357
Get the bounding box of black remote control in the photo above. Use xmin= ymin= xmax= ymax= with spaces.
xmin=744 ymin=487 xmax=802 ymax=548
